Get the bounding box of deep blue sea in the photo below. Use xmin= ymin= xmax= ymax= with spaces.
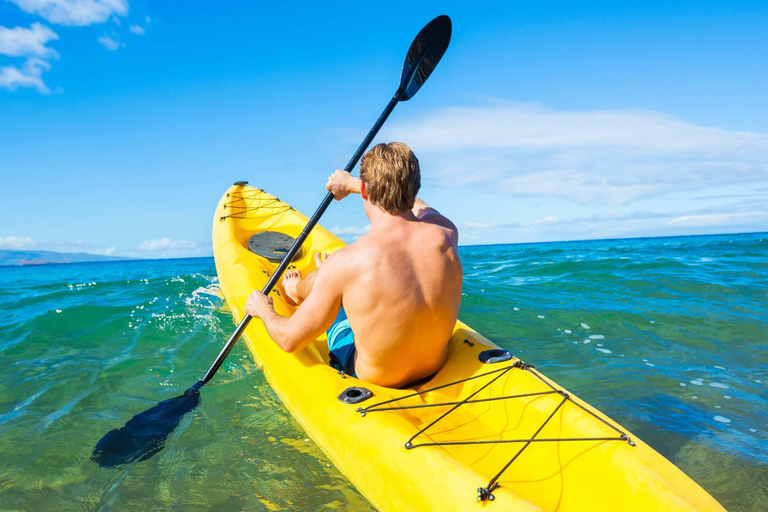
xmin=0 ymin=232 xmax=766 ymax=511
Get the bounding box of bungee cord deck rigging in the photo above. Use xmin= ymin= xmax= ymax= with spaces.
xmin=356 ymin=356 xmax=635 ymax=502
xmin=220 ymin=189 xmax=294 ymax=221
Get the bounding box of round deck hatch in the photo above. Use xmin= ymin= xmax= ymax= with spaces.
xmin=248 ymin=232 xmax=299 ymax=263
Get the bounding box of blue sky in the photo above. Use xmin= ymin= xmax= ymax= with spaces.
xmin=1 ymin=1 xmax=766 ymax=258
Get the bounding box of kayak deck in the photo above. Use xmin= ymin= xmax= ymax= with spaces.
xmin=212 ymin=184 xmax=725 ymax=511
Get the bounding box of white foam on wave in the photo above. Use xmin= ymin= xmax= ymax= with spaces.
xmin=680 ymin=383 xmax=687 ymax=387
xmin=646 ymin=363 xmax=655 ymax=367
xmin=714 ymin=365 xmax=725 ymax=370
xmin=589 ymin=334 xmax=604 ymax=340
xmin=713 ymin=415 xmax=731 ymax=424
xmin=596 ymin=348 xmax=611 ymax=354
xmin=67 ymin=281 xmax=97 ymax=290
xmin=581 ymin=323 xmax=590 ymax=330
xmin=709 ymin=382 xmax=729 ymax=389
xmin=537 ymin=315 xmax=545 ymax=319
xmin=583 ymin=339 xmax=591 ymax=344
xmin=723 ymin=395 xmax=731 ymax=399
xmin=184 ymin=284 xmax=224 ymax=309
xmin=564 ymin=329 xmax=572 ymax=334
xmin=513 ymin=307 xmax=520 ymax=311
xmin=690 ymin=379 xmax=704 ymax=386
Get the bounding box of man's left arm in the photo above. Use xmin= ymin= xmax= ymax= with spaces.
xmin=412 ymin=197 xmax=459 ymax=245
xmin=245 ymin=257 xmax=344 ymax=353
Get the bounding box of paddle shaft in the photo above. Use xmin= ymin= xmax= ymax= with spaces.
xmin=201 ymin=91 xmax=403 ymax=383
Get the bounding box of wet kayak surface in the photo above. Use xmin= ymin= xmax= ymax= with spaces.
xmin=0 ymin=232 xmax=765 ymax=511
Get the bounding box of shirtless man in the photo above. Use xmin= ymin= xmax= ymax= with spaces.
xmin=244 ymin=142 xmax=462 ymax=388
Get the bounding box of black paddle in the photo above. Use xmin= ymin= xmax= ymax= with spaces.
xmin=92 ymin=14 xmax=452 ymax=468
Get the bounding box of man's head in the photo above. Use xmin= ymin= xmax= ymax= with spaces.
xmin=359 ymin=142 xmax=420 ymax=215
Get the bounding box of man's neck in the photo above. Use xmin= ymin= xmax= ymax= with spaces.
xmin=365 ymin=203 xmax=419 ymax=230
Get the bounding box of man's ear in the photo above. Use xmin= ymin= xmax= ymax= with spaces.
xmin=360 ymin=179 xmax=369 ymax=201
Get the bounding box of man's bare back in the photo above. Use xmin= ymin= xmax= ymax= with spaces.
xmin=245 ymin=143 xmax=462 ymax=388
xmin=321 ymin=197 xmax=461 ymax=387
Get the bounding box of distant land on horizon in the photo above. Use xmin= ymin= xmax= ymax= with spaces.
xmin=1 ymin=231 xmax=764 ymax=268
xmin=0 ymin=250 xmax=132 ymax=267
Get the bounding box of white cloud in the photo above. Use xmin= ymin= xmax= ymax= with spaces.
xmin=0 ymin=236 xmax=35 ymax=250
xmin=97 ymin=34 xmax=122 ymax=50
xmin=329 ymin=225 xmax=370 ymax=236
xmin=666 ymin=212 xmax=761 ymax=227
xmin=91 ymin=246 xmax=117 ymax=256
xmin=329 ymin=224 xmax=370 ymax=242
xmin=0 ymin=23 xmax=59 ymax=58
xmin=133 ymin=238 xmax=210 ymax=259
xmin=129 ymin=24 xmax=144 ymax=35
xmin=461 ymin=201 xmax=767 ymax=243
xmin=383 ymin=102 xmax=768 ymax=206
xmin=0 ymin=57 xmax=51 ymax=93
xmin=392 ymin=102 xmax=768 ymax=153
xmin=8 ymin=0 xmax=128 ymax=26
xmin=138 ymin=238 xmax=199 ymax=251
xmin=466 ymin=216 xmax=559 ymax=230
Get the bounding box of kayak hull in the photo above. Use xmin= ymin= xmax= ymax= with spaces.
xmin=212 ymin=184 xmax=725 ymax=511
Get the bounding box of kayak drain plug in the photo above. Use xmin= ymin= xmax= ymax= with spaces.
xmin=338 ymin=387 xmax=373 ymax=405
xmin=479 ymin=349 xmax=513 ymax=364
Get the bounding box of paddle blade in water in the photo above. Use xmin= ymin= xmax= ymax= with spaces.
xmin=398 ymin=15 xmax=452 ymax=101
xmin=91 ymin=381 xmax=203 ymax=467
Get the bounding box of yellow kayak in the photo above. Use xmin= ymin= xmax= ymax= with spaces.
xmin=212 ymin=182 xmax=725 ymax=511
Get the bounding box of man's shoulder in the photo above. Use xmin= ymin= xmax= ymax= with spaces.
xmin=415 ymin=211 xmax=459 ymax=248
xmin=419 ymin=209 xmax=458 ymax=235
xmin=337 ymin=237 xmax=380 ymax=263
xmin=324 ymin=243 xmax=371 ymax=272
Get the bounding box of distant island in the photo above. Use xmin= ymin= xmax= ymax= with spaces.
xmin=0 ymin=250 xmax=131 ymax=267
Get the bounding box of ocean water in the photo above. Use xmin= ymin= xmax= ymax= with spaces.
xmin=0 ymin=232 xmax=766 ymax=511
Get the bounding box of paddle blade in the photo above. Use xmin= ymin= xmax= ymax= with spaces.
xmin=398 ymin=15 xmax=452 ymax=101
xmin=91 ymin=381 xmax=203 ymax=467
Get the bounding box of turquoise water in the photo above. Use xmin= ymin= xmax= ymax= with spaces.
xmin=0 ymin=232 xmax=766 ymax=511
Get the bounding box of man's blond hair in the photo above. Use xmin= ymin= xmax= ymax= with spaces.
xmin=359 ymin=142 xmax=421 ymax=215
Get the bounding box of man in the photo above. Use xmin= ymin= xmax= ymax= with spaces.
xmin=245 ymin=142 xmax=462 ymax=388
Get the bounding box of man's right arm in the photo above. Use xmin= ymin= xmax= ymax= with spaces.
xmin=326 ymin=171 xmax=361 ymax=200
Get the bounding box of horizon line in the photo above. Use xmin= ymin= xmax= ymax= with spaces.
xmin=2 ymin=229 xmax=765 ymax=268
